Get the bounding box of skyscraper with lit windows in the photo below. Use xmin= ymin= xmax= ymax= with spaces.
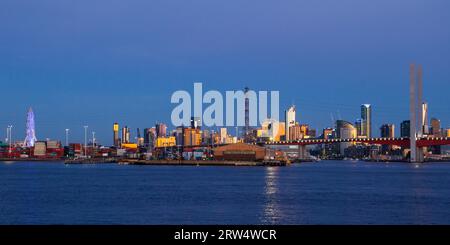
xmin=113 ymin=123 xmax=119 ymax=147
xmin=430 ymin=118 xmax=441 ymax=137
xmin=400 ymin=120 xmax=410 ymax=138
xmin=156 ymin=123 xmax=167 ymax=138
xmin=361 ymin=104 xmax=372 ymax=138
xmin=285 ymin=105 xmax=296 ymax=141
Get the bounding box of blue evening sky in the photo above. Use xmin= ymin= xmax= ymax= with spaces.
xmin=0 ymin=0 xmax=449 ymax=144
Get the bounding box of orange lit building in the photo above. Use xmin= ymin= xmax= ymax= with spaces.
xmin=184 ymin=128 xmax=202 ymax=146
xmin=300 ymin=124 xmax=309 ymax=136
xmin=155 ymin=137 xmax=176 ymax=147
xmin=289 ymin=124 xmax=303 ymax=141
xmin=121 ymin=143 xmax=138 ymax=149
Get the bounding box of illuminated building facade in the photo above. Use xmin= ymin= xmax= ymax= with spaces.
xmin=361 ymin=104 xmax=372 ymax=138
xmin=121 ymin=126 xmax=130 ymax=144
xmin=289 ymin=123 xmax=303 ymax=141
xmin=144 ymin=127 xmax=157 ymax=149
xmin=430 ymin=118 xmax=441 ymax=137
xmin=336 ymin=120 xmax=357 ymax=155
xmin=113 ymin=123 xmax=119 ymax=147
xmin=380 ymin=124 xmax=395 ymax=153
xmin=220 ymin=128 xmax=228 ymax=144
xmin=184 ymin=128 xmax=202 ymax=146
xmin=421 ymin=103 xmax=429 ymax=135
xmin=155 ymin=137 xmax=176 ymax=147
xmin=156 ymin=123 xmax=167 ymax=138
xmin=380 ymin=124 xmax=395 ymax=138
xmin=339 ymin=121 xmax=357 ymax=155
xmin=285 ymin=105 xmax=296 ymax=141
xmin=190 ymin=117 xmax=201 ymax=130
xmin=322 ymin=128 xmax=334 ymax=139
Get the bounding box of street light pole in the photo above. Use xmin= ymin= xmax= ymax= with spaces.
xmin=84 ymin=126 xmax=88 ymax=157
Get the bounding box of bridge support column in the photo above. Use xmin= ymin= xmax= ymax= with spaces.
xmin=411 ymin=146 xmax=425 ymax=163
xmin=417 ymin=147 xmax=424 ymax=163
xmin=298 ymin=145 xmax=307 ymax=160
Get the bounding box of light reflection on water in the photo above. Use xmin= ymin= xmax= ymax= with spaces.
xmin=261 ymin=167 xmax=283 ymax=224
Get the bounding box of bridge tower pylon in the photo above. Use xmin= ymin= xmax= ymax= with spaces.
xmin=410 ymin=64 xmax=425 ymax=163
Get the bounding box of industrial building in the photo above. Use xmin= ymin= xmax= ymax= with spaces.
xmin=213 ymin=143 xmax=266 ymax=161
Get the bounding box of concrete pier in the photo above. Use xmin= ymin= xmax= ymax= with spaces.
xmin=119 ymin=159 xmax=288 ymax=166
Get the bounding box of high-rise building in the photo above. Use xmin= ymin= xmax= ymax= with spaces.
xmin=261 ymin=120 xmax=284 ymax=141
xmin=380 ymin=123 xmax=395 ymax=153
xmin=259 ymin=121 xmax=271 ymax=140
xmin=190 ymin=117 xmax=201 ymax=129
xmin=380 ymin=124 xmax=395 ymax=138
xmin=355 ymin=119 xmax=363 ymax=137
xmin=421 ymin=102 xmax=429 ymax=135
xmin=220 ymin=128 xmax=227 ymax=144
xmin=322 ymin=128 xmax=334 ymax=139
xmin=24 ymin=108 xmax=38 ymax=147
xmin=211 ymin=131 xmax=220 ymax=145
xmin=268 ymin=121 xmax=286 ymax=141
xmin=361 ymin=104 xmax=372 ymax=138
xmin=307 ymin=128 xmax=316 ymax=138
xmin=156 ymin=123 xmax=167 ymax=138
xmin=113 ymin=123 xmax=119 ymax=147
xmin=121 ymin=126 xmax=130 ymax=144
xmin=400 ymin=120 xmax=410 ymax=137
xmin=336 ymin=120 xmax=357 ymax=155
xmin=336 ymin=120 xmax=354 ymax=139
xmin=275 ymin=122 xmax=285 ymax=142
xmin=144 ymin=127 xmax=157 ymax=149
xmin=298 ymin=124 xmax=306 ymax=136
xmin=136 ymin=128 xmax=144 ymax=146
xmin=285 ymin=105 xmax=296 ymax=141
xmin=175 ymin=126 xmax=184 ymax=146
xmin=202 ymin=129 xmax=211 ymax=145
xmin=184 ymin=128 xmax=202 ymax=146
xmin=429 ymin=118 xmax=442 ymax=154
xmin=430 ymin=118 xmax=441 ymax=137
xmin=289 ymin=123 xmax=303 ymax=141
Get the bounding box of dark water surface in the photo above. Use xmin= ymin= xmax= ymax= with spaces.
xmin=1 ymin=161 xmax=450 ymax=224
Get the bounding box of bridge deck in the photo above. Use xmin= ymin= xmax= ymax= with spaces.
xmin=154 ymin=137 xmax=450 ymax=149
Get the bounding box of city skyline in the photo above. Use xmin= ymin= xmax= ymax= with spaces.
xmin=1 ymin=90 xmax=448 ymax=146
xmin=1 ymin=0 xmax=450 ymax=143
xmin=2 ymin=1 xmax=450 ymax=231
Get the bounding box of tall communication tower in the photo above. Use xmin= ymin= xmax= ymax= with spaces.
xmin=244 ymin=87 xmax=250 ymax=135
xmin=24 ymin=108 xmax=37 ymax=147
